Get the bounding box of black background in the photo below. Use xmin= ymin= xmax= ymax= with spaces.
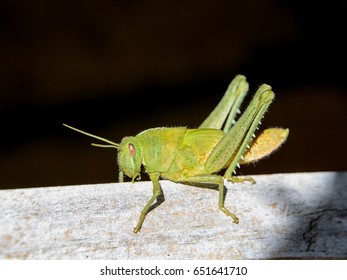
xmin=1 ymin=0 xmax=346 ymax=188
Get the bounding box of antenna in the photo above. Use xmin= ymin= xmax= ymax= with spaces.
xmin=63 ymin=124 xmax=119 ymax=149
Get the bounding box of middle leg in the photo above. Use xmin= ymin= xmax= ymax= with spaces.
xmin=179 ymin=174 xmax=239 ymax=224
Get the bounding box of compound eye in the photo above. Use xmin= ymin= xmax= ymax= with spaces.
xmin=128 ymin=143 xmax=136 ymax=157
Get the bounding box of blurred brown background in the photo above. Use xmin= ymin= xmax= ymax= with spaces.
xmin=1 ymin=0 xmax=346 ymax=189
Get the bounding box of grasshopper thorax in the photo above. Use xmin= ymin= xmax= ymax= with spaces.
xmin=117 ymin=136 xmax=142 ymax=181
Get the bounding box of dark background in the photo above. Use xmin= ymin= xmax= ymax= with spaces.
xmin=1 ymin=0 xmax=346 ymax=189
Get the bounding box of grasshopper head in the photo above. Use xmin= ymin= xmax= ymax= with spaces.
xmin=63 ymin=124 xmax=143 ymax=181
xmin=117 ymin=136 xmax=142 ymax=181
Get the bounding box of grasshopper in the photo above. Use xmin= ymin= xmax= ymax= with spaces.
xmin=64 ymin=74 xmax=289 ymax=233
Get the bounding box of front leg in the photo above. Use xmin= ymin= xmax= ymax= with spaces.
xmin=133 ymin=172 xmax=164 ymax=233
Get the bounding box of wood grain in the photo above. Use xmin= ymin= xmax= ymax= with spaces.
xmin=1 ymin=172 xmax=346 ymax=259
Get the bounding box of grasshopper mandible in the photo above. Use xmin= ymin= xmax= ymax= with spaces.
xmin=64 ymin=74 xmax=289 ymax=233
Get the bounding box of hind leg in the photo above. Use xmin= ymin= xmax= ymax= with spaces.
xmin=199 ymin=75 xmax=249 ymax=133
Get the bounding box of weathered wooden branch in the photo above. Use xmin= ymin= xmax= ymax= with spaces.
xmin=1 ymin=171 xmax=346 ymax=259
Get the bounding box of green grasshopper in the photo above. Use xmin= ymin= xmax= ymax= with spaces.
xmin=64 ymin=74 xmax=289 ymax=233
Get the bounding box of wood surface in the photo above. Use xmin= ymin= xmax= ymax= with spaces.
xmin=1 ymin=171 xmax=346 ymax=259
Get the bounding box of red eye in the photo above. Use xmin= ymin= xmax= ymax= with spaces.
xmin=128 ymin=143 xmax=136 ymax=157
